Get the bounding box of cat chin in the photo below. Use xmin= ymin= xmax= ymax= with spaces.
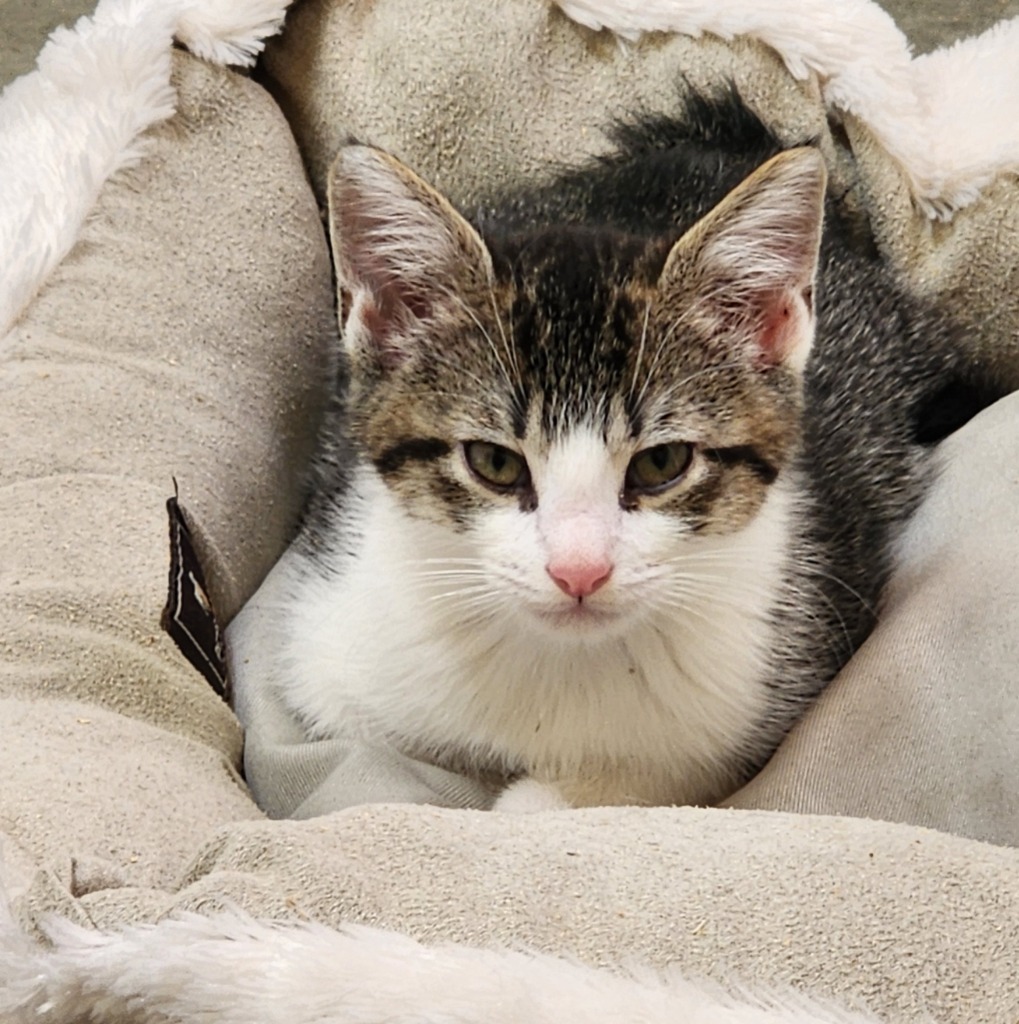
xmin=523 ymin=599 xmax=633 ymax=641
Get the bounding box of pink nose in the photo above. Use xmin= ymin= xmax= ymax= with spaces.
xmin=546 ymin=559 xmax=613 ymax=599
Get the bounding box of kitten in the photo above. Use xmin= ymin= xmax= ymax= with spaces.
xmin=230 ymin=92 xmax=986 ymax=812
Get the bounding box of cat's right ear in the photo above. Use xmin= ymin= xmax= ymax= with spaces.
xmin=327 ymin=146 xmax=494 ymax=370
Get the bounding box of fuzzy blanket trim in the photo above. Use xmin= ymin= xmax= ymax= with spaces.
xmin=0 ymin=900 xmax=882 ymax=1024
xmin=556 ymin=0 xmax=1019 ymax=219
xmin=0 ymin=0 xmax=292 ymax=338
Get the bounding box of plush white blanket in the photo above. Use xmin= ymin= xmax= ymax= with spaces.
xmin=0 ymin=0 xmax=290 ymax=337
xmin=0 ymin=895 xmax=883 ymax=1024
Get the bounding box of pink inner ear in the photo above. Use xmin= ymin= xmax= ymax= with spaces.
xmin=753 ymin=287 xmax=809 ymax=369
xmin=354 ymin=292 xmax=414 ymax=370
xmin=342 ymin=208 xmax=444 ymax=370
xmin=358 ymin=295 xmax=392 ymax=340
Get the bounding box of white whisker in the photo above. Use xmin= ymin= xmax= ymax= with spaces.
xmin=487 ymin=285 xmax=522 ymax=383
xmin=628 ymin=300 xmax=652 ymax=401
xmin=456 ymin=296 xmax=516 ymax=393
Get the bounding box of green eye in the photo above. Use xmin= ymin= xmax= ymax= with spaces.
xmin=464 ymin=441 xmax=529 ymax=491
xmin=625 ymin=442 xmax=694 ymax=494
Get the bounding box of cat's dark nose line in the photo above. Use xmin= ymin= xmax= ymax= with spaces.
xmin=546 ymin=562 xmax=613 ymax=598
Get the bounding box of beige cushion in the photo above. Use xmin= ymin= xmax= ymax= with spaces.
xmin=727 ymin=392 xmax=1019 ymax=845
xmin=13 ymin=801 xmax=1019 ymax=1024
xmin=263 ymin=1 xmax=834 ymax=208
xmin=0 ymin=50 xmax=334 ymax=897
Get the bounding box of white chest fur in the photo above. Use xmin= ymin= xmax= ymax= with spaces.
xmin=264 ymin=472 xmax=795 ymax=809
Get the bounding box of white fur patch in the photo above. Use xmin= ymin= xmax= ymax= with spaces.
xmin=492 ymin=777 xmax=571 ymax=812
xmin=269 ymin=433 xmax=797 ymax=807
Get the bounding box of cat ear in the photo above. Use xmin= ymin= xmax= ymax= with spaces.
xmin=327 ymin=145 xmax=494 ymax=368
xmin=659 ymin=147 xmax=826 ymax=373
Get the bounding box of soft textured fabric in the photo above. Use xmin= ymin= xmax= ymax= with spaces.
xmin=2 ymin=2 xmax=1019 ymax=1022
xmin=10 ymin=804 xmax=1019 ymax=1024
xmin=0 ymin=50 xmax=334 ymax=901
xmin=553 ymin=1 xmax=1019 ymax=217
xmin=844 ymin=114 xmax=1019 ymax=389
xmin=262 ymin=1 xmax=832 ymax=211
xmin=0 ymin=0 xmax=293 ymax=337
xmin=727 ymin=393 xmax=1019 ymax=842
xmin=0 ymin=910 xmax=891 ymax=1024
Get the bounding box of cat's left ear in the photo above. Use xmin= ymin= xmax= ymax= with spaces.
xmin=327 ymin=146 xmax=494 ymax=369
xmin=659 ymin=147 xmax=826 ymax=374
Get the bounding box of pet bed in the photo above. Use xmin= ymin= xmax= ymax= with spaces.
xmin=2 ymin=1 xmax=1019 ymax=1020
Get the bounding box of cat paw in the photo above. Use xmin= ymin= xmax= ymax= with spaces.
xmin=492 ymin=778 xmax=570 ymax=813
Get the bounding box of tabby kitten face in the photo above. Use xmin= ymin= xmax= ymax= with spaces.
xmin=329 ymin=146 xmax=824 ymax=640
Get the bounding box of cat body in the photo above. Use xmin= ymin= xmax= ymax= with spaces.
xmin=230 ymin=93 xmax=978 ymax=811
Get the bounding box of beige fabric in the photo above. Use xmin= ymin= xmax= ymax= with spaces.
xmin=3 ymin=6 xmax=1019 ymax=1023
xmin=12 ymin=803 xmax=1018 ymax=1024
xmin=845 ymin=116 xmax=1019 ymax=388
xmin=728 ymin=393 xmax=1019 ymax=842
xmin=263 ymin=0 xmax=838 ymax=209
xmin=0 ymin=51 xmax=334 ymax=900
